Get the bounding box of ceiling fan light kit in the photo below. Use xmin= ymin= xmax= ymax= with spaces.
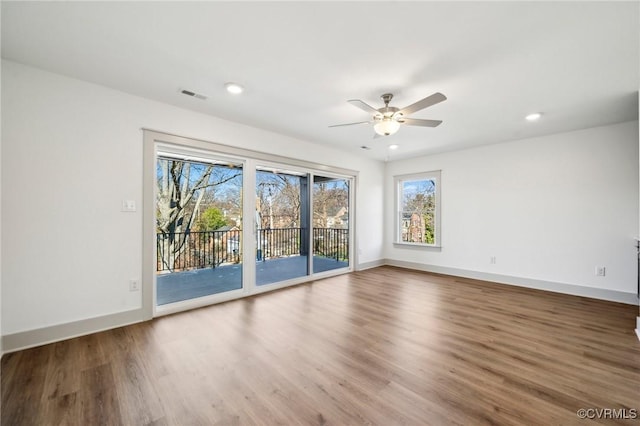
xmin=330 ymin=92 xmax=446 ymax=138
xmin=374 ymin=117 xmax=401 ymax=136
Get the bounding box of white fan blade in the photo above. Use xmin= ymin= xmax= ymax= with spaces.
xmin=398 ymin=117 xmax=443 ymax=127
xmin=348 ymin=99 xmax=381 ymax=115
xmin=398 ymin=92 xmax=447 ymax=116
xmin=328 ymin=121 xmax=371 ymax=128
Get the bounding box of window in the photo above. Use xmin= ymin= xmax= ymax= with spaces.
xmin=395 ymin=171 xmax=441 ymax=247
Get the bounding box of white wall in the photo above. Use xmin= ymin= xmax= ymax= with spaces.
xmin=1 ymin=60 xmax=385 ymax=336
xmin=385 ymin=121 xmax=639 ymax=298
xmin=0 ymin=4 xmax=3 ymax=358
xmin=637 ymin=90 xmax=640 ymax=336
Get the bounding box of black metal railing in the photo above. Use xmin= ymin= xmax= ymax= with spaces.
xmin=312 ymin=228 xmax=349 ymax=262
xmin=157 ymin=230 xmax=241 ymax=272
xmin=256 ymin=227 xmax=302 ymax=261
xmin=257 ymin=227 xmax=349 ymax=262
xmin=157 ymin=227 xmax=348 ymax=272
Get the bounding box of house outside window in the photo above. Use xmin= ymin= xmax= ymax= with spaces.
xmin=395 ymin=171 xmax=441 ymax=247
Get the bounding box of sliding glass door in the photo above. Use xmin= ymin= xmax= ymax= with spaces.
xmin=254 ymin=168 xmax=352 ymax=286
xmin=155 ymin=152 xmax=243 ymax=306
xmin=146 ymin=131 xmax=355 ymax=314
xmin=255 ymin=167 xmax=310 ymax=286
xmin=312 ymin=175 xmax=350 ymax=274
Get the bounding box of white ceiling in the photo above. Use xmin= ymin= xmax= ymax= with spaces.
xmin=2 ymin=1 xmax=638 ymax=161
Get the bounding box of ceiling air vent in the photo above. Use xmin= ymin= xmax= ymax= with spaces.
xmin=180 ymin=89 xmax=208 ymax=100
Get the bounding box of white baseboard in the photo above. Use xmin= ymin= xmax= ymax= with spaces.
xmin=2 ymin=308 xmax=145 ymax=355
xmin=356 ymin=259 xmax=386 ymax=271
xmin=385 ymin=259 xmax=638 ymax=305
xmin=636 ymin=317 xmax=640 ymax=342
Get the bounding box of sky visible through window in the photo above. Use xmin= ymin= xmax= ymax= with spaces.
xmin=402 ymin=179 xmax=435 ymax=206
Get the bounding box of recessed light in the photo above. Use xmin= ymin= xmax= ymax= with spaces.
xmin=525 ymin=112 xmax=542 ymax=121
xmin=225 ymin=82 xmax=244 ymax=94
xmin=389 ymin=144 xmax=399 ymax=150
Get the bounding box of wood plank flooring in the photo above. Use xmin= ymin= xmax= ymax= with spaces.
xmin=2 ymin=266 xmax=639 ymax=425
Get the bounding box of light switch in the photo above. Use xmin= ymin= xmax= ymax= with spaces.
xmin=122 ymin=200 xmax=136 ymax=212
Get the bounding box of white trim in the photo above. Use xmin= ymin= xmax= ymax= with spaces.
xmin=243 ymin=159 xmax=258 ymax=295
xmin=155 ymin=288 xmax=247 ymax=317
xmin=393 ymin=242 xmax=442 ymax=249
xmin=142 ymin=132 xmax=156 ymax=320
xmin=385 ymin=259 xmax=639 ymax=305
xmin=356 ymin=259 xmax=386 ymax=271
xmin=2 ymin=308 xmax=145 ymax=354
xmin=308 ymin=173 xmax=315 ymax=274
xmin=157 ymin=149 xmax=243 ymax=167
xmin=349 ymin=173 xmax=357 ymax=275
xmin=394 ymin=170 xmax=442 ymax=246
xmin=636 ymin=317 xmax=640 ymax=342
xmin=143 ymin=129 xmax=358 ymax=177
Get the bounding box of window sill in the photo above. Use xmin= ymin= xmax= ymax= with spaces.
xmin=393 ymin=242 xmax=442 ymax=251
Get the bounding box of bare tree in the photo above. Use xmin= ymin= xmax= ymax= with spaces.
xmin=257 ymin=172 xmax=302 ymax=228
xmin=273 ymin=174 xmax=301 ymax=227
xmin=402 ymin=179 xmax=435 ymax=243
xmin=157 ymin=159 xmax=241 ymax=271
xmin=313 ymin=179 xmax=348 ymax=228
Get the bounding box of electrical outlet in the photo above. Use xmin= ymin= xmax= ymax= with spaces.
xmin=595 ymin=266 xmax=606 ymax=277
xmin=490 ymin=256 xmax=496 ymax=264
xmin=129 ymin=279 xmax=140 ymax=291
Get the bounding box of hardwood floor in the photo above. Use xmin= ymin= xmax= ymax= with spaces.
xmin=2 ymin=266 xmax=639 ymax=425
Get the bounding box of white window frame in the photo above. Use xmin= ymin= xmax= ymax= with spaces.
xmin=394 ymin=170 xmax=441 ymax=248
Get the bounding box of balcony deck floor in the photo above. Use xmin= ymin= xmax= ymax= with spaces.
xmin=157 ymin=255 xmax=348 ymax=305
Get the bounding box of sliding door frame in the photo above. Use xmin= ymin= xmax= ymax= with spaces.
xmin=310 ymin=170 xmax=354 ymax=277
xmin=142 ymin=129 xmax=357 ymax=319
xmin=252 ymin=161 xmax=355 ymax=293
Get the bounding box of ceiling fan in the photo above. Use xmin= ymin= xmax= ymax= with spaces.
xmin=329 ymin=92 xmax=446 ymax=137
